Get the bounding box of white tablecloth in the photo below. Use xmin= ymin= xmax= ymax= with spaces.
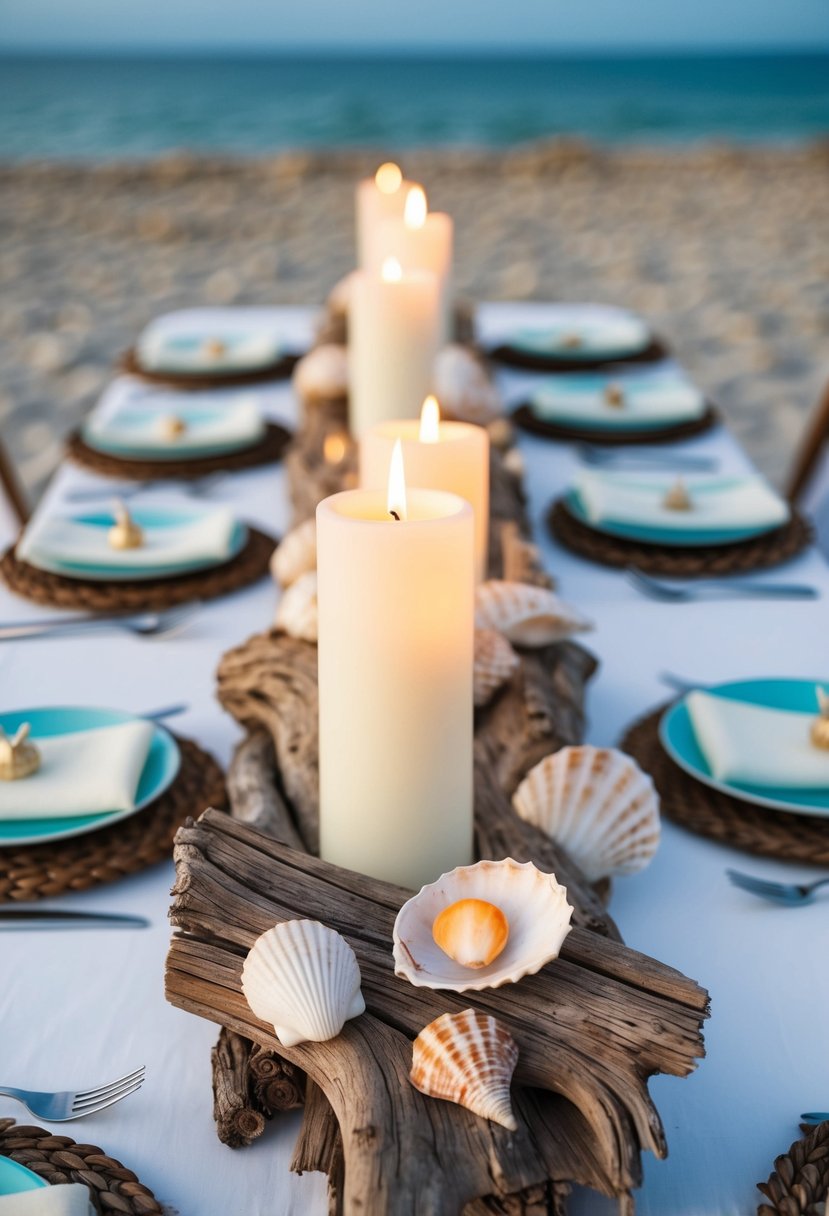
xmin=1 ymin=305 xmax=827 ymax=1216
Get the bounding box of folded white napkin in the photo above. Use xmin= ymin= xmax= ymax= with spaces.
xmin=17 ymin=505 xmax=238 ymax=574
xmin=0 ymin=719 xmax=155 ymax=819
xmin=686 ymin=691 xmax=829 ymax=788
xmin=85 ymin=397 xmax=265 ymax=457
xmin=0 ymin=1184 xmax=93 ymax=1215
xmin=531 ymin=370 xmax=705 ymax=427
xmin=576 ymin=471 xmax=790 ymax=533
xmin=137 ymin=308 xmax=283 ymax=373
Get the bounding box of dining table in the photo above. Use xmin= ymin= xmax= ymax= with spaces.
xmin=1 ymin=302 xmax=827 ymax=1216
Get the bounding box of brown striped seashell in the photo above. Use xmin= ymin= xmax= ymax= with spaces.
xmin=410 ymin=1008 xmax=519 ymax=1130
xmin=474 ymin=580 xmax=592 ymax=648
xmin=474 ymin=628 xmax=520 ymax=708
xmin=274 ymin=570 xmax=318 ymax=642
xmin=512 ymin=746 xmax=660 ymax=882
xmin=270 ymin=518 xmax=317 ymax=588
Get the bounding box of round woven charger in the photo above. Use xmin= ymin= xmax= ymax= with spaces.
xmin=0 ymin=526 xmax=276 ymax=613
xmin=548 ymin=498 xmax=812 ymax=577
xmin=0 ymin=1118 xmax=164 ymax=1214
xmin=758 ymin=1121 xmax=829 ymax=1216
xmin=512 ymin=402 xmax=719 ymax=445
xmin=66 ymin=422 xmax=292 ymax=482
xmin=490 ymin=335 xmax=669 ymax=373
xmin=120 ymin=346 xmax=300 ymax=389
xmin=0 ymin=735 xmax=226 ymax=902
xmin=620 ymin=706 xmax=829 ymax=865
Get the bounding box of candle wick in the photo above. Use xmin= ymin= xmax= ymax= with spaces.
xmin=389 ymin=510 xmax=401 ymax=522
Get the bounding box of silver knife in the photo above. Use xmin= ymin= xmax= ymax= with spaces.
xmin=0 ymin=908 xmax=150 ymax=929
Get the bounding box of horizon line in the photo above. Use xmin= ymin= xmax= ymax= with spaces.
xmin=1 ymin=43 xmax=827 ymax=58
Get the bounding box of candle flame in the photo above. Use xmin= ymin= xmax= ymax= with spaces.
xmin=419 ymin=395 xmax=440 ymax=444
xmin=324 ymin=432 xmax=348 ymax=466
xmin=387 ymin=438 xmax=408 ymax=522
xmin=375 ymin=162 xmax=403 ymax=194
xmin=381 ymin=256 xmax=403 ymax=283
xmin=404 ymin=185 xmax=428 ymax=230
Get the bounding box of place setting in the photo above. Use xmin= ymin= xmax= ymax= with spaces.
xmin=120 ymin=306 xmax=306 ymax=388
xmin=548 ymin=465 xmax=813 ymax=577
xmin=66 ymin=377 xmax=293 ymax=482
xmin=484 ymin=302 xmax=670 ymax=373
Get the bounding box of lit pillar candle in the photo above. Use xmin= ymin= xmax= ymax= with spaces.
xmin=378 ymin=185 xmax=454 ymax=343
xmin=317 ymin=443 xmax=475 ymax=890
xmin=360 ymin=396 xmax=490 ymax=581
xmin=349 ymin=257 xmax=441 ymax=436
xmin=355 ymin=162 xmax=411 ymax=271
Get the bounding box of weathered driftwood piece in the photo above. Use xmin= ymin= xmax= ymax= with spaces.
xmin=211 ymin=1025 xmax=266 ymax=1148
xmin=249 ymin=1043 xmax=306 ymax=1116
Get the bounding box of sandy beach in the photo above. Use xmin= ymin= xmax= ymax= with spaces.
xmin=1 ymin=141 xmax=827 ymax=498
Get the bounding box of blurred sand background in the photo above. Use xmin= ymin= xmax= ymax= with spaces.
xmin=1 ymin=141 xmax=828 ymax=500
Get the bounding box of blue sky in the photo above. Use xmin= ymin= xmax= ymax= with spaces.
xmin=1 ymin=0 xmax=828 ymax=52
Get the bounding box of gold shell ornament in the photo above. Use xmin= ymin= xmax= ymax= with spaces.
xmin=603 ymin=382 xmax=625 ymax=407
xmin=432 ymin=898 xmax=510 ymax=969
xmin=811 ymin=687 xmax=829 ymax=751
xmin=663 ymin=478 xmax=693 ymax=512
xmin=108 ymin=501 xmax=144 ymax=550
xmin=203 ymin=337 xmax=226 ymax=359
xmin=410 ymin=1009 xmax=519 ymax=1131
xmin=473 ymin=628 xmax=520 ymax=708
xmin=0 ymin=723 xmax=41 ymax=781
xmin=474 ymin=580 xmax=592 ymax=648
xmin=156 ymin=413 xmax=187 ymax=441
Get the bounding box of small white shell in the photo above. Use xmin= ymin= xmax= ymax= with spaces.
xmin=293 ymin=343 xmax=349 ymax=403
xmin=410 ymin=1008 xmax=519 ymax=1131
xmin=270 ymin=518 xmax=317 ymax=588
xmin=512 ymin=746 xmax=660 ymax=882
xmin=434 ymin=345 xmax=501 ymax=426
xmin=241 ymin=919 xmax=365 ymax=1048
xmin=502 ymin=448 xmax=525 ymax=478
xmin=393 ymin=858 xmax=573 ymax=992
xmin=475 ymin=581 xmax=592 ymax=648
xmin=474 ymin=628 xmax=520 ymax=708
xmin=274 ymin=570 xmax=318 ymax=642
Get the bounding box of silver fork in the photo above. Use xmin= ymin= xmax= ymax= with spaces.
xmin=0 ymin=1065 xmax=145 ymax=1121
xmin=577 ymin=444 xmax=719 ymax=472
xmin=727 ymin=868 xmax=829 ymax=906
xmin=0 ymin=603 xmax=199 ymax=643
xmin=626 ymin=567 xmax=818 ymax=603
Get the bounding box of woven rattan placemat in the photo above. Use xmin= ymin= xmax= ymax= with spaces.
xmin=66 ymin=422 xmax=292 ymax=482
xmin=758 ymin=1122 xmax=829 ymax=1216
xmin=511 ymin=402 xmax=719 ymax=445
xmin=0 ymin=1118 xmax=164 ymax=1214
xmin=620 ymin=706 xmax=829 ymax=865
xmin=490 ymin=335 xmax=669 ymax=373
xmin=0 ymin=527 xmax=276 ymax=612
xmin=0 ymin=735 xmax=226 ymax=902
xmin=120 ymin=346 xmax=300 ymax=389
xmin=548 ymin=498 xmax=812 ymax=577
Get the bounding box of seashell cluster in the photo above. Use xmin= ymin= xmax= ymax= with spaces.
xmin=512 ymin=746 xmax=660 ymax=883
xmin=475 ymin=581 xmax=592 ymax=648
xmin=811 ymin=687 xmax=829 ymax=751
xmin=432 ymin=898 xmax=509 ymax=969
xmin=663 ymin=478 xmax=693 ymax=512
xmin=271 ymin=518 xmax=317 ymax=588
xmin=108 ymin=500 xmax=143 ymax=550
xmin=433 ymin=345 xmax=501 ymax=426
xmin=393 ymin=858 xmax=573 ymax=992
xmin=241 ymin=919 xmax=365 ymax=1048
xmin=473 ymin=628 xmax=520 ymax=708
xmin=156 ymin=413 xmax=187 ymax=441
xmin=0 ymin=722 xmax=40 ymax=781
xmin=410 ymin=1009 xmax=519 ymax=1131
xmin=274 ymin=570 xmax=318 ymax=643
xmin=293 ymin=343 xmax=349 ymax=406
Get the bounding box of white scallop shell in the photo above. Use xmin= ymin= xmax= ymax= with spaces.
xmin=410 ymin=1008 xmax=519 ymax=1131
xmin=512 ymin=746 xmax=660 ymax=883
xmin=434 ymin=345 xmax=501 ymax=426
xmin=270 ymin=518 xmax=317 ymax=588
xmin=274 ymin=570 xmax=318 ymax=642
xmin=474 ymin=628 xmax=520 ymax=708
xmin=293 ymin=343 xmax=349 ymax=403
xmin=241 ymin=919 xmax=365 ymax=1048
xmin=474 ymin=581 xmax=592 ymax=647
xmin=393 ymin=858 xmax=572 ymax=992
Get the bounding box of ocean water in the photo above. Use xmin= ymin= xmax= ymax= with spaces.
xmin=1 ymin=52 xmax=828 ymax=159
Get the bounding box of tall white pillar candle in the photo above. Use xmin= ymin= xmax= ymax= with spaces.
xmin=378 ymin=186 xmax=454 ymax=343
xmin=355 ymin=163 xmax=412 ymax=271
xmin=316 ymin=480 xmax=475 ymax=890
xmin=360 ymin=398 xmax=490 ymax=581
xmin=349 ymin=258 xmax=441 ymax=436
